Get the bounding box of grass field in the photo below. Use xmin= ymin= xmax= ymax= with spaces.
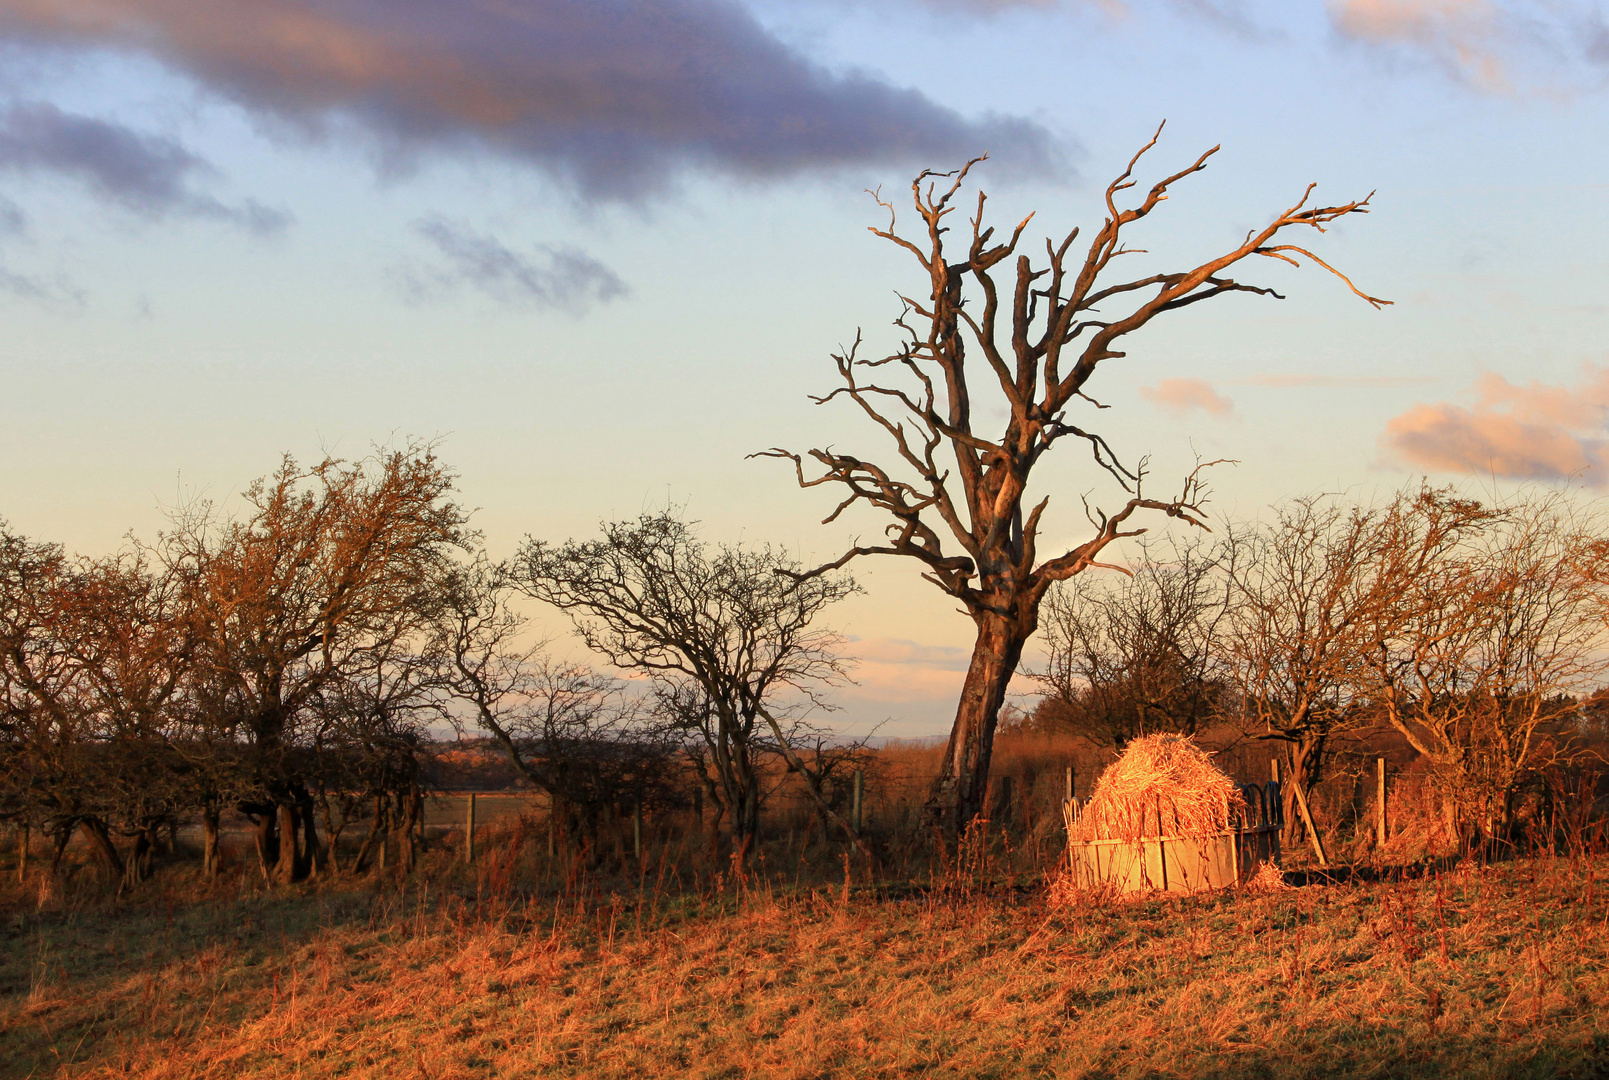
xmin=4 ymin=845 xmax=1608 ymax=1079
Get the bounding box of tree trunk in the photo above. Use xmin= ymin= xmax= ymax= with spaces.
xmin=79 ymin=818 xmax=124 ymax=879
xmin=395 ymin=789 xmax=419 ymax=873
xmin=122 ymin=830 xmax=151 ymax=892
xmin=274 ymin=803 xmax=299 ymax=884
xmin=202 ymin=807 xmax=221 ymax=879
xmin=319 ymin=796 xmax=348 ymax=875
xmin=353 ymin=794 xmax=387 ymax=875
xmin=297 ymin=796 xmax=324 ymax=879
xmin=927 ymin=613 xmax=1030 ymax=834
xmin=252 ymin=811 xmax=277 ymax=880
xmin=49 ymin=823 xmax=73 ymax=873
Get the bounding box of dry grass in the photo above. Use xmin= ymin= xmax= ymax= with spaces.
xmin=1072 ymin=735 xmax=1247 ymax=842
xmin=5 ymin=852 xmax=1609 ymax=1079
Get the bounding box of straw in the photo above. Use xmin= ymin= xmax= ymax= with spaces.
xmin=1071 ymin=734 xmax=1247 ymax=842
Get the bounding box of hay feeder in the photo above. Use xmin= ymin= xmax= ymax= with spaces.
xmin=1062 ymin=735 xmax=1282 ymax=895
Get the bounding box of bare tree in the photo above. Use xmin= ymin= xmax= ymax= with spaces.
xmin=1366 ymin=491 xmax=1607 ymax=846
xmin=51 ymin=550 xmax=196 ymax=890
xmin=0 ymin=527 xmax=196 ymax=886
xmin=164 ymin=444 xmax=471 ymax=883
xmin=1225 ymin=488 xmax=1495 ymax=845
xmin=759 ymin=131 xmax=1385 ymax=829
xmin=511 ymin=511 xmax=861 ymax=859
xmin=1033 ymin=534 xmax=1232 ymax=751
xmin=429 ymin=556 xmax=681 ymax=860
xmin=0 ymin=523 xmax=117 ymax=875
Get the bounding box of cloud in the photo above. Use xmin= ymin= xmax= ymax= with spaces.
xmin=849 ymin=636 xmax=973 ymax=672
xmin=840 ymin=637 xmax=971 ymax=705
xmin=1383 ymin=366 xmax=1609 ymax=485
xmin=0 ymin=0 xmax=1063 ymax=202
xmin=0 ymin=101 xmax=291 ymax=231
xmin=1327 ymin=0 xmax=1606 ymax=92
xmin=0 ymin=190 xmax=86 ymax=305
xmin=906 ymin=0 xmax=1065 ymax=11
xmin=1139 ymin=377 xmax=1234 ymax=417
xmin=402 ymin=216 xmax=628 ymax=313
xmin=894 ymin=0 xmax=1271 ymax=39
xmin=0 ymin=193 xmax=22 ymax=236
xmin=1238 ymin=373 xmax=1439 ymax=388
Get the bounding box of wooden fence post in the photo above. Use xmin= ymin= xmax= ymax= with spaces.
xmin=466 ymin=792 xmax=477 ymax=864
xmin=548 ymin=797 xmax=557 ymax=860
xmin=1065 ymin=766 xmax=1074 ymax=803
xmin=1376 ymin=757 xmax=1388 ymax=849
xmin=851 ymin=769 xmax=864 ymax=836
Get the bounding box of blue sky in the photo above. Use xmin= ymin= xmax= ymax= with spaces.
xmin=1 ymin=0 xmax=1607 ymax=735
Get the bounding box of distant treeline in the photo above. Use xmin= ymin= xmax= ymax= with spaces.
xmin=0 ymin=443 xmax=865 ymax=891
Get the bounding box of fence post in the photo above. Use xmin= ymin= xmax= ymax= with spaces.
xmin=851 ymin=769 xmax=864 ymax=836
xmin=1376 ymin=757 xmax=1388 ymax=849
xmin=548 ymin=795 xmax=558 ymax=860
xmin=465 ymin=792 xmax=477 ymax=864
xmin=1271 ymin=758 xmax=1281 ymax=784
xmin=1065 ymin=765 xmax=1074 ymax=803
xmin=633 ymin=802 xmax=643 ymax=864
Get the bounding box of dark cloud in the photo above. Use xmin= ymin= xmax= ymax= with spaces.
xmin=0 ymin=259 xmax=82 ymax=305
xmin=403 ymin=216 xmax=628 ymax=313
xmin=0 ymin=190 xmax=83 ymax=304
xmin=0 ymin=264 xmax=41 ymax=297
xmin=0 ymin=192 xmax=22 ymax=236
xmin=0 ymin=0 xmax=1063 ymax=201
xmin=0 ymin=101 xmax=292 ymax=231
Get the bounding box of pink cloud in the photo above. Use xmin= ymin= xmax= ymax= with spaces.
xmin=1383 ymin=366 xmax=1609 ymax=485
xmin=1327 ymin=0 xmax=1603 ymax=94
xmin=1239 ymin=373 xmax=1437 ymax=389
xmin=1330 ymin=0 xmax=1507 ymax=88
xmin=1139 ymin=377 xmax=1234 ymax=418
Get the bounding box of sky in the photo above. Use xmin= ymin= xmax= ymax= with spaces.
xmin=1 ymin=0 xmax=1607 ymax=737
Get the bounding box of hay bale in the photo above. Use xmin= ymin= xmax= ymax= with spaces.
xmin=1071 ymin=734 xmax=1246 ymax=842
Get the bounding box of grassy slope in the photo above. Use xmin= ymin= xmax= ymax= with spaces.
xmin=4 ymin=857 xmax=1609 ymax=1079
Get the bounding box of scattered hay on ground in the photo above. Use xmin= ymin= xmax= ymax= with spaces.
xmin=1242 ymin=858 xmax=1291 ymax=893
xmin=1071 ymin=734 xmax=1246 ymax=842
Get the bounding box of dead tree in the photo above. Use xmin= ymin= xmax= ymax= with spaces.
xmin=757 ymin=129 xmax=1386 ymax=831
